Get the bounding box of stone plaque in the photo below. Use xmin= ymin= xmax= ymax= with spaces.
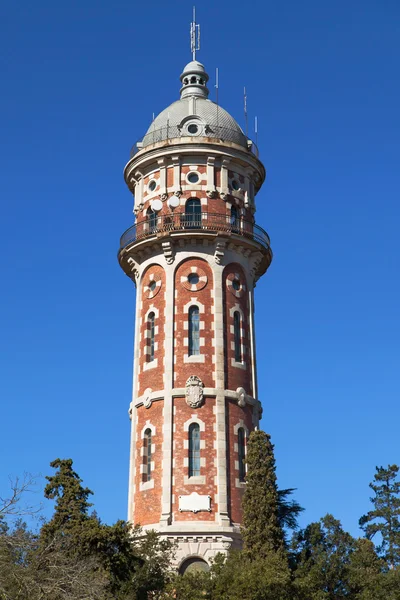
xmin=178 ymin=492 xmax=211 ymax=514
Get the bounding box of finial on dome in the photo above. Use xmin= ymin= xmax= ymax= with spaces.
xmin=180 ymin=60 xmax=209 ymax=99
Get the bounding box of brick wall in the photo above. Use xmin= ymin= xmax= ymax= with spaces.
xmin=138 ymin=264 xmax=166 ymax=395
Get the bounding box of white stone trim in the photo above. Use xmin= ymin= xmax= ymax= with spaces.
xmin=184 ymin=354 xmax=205 ymax=363
xmin=183 ymin=298 xmax=205 ymax=313
xmin=183 ymin=415 xmax=206 ymax=432
xmin=143 ymin=358 xmax=158 ymax=370
xmin=184 ymin=475 xmax=206 ymax=485
xmin=140 ymin=479 xmax=155 ymax=491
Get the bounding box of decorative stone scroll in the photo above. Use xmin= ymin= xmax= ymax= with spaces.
xmin=178 ymin=492 xmax=211 ymax=513
xmin=236 ymin=387 xmax=247 ymax=408
xmin=185 ymin=375 xmax=204 ymax=408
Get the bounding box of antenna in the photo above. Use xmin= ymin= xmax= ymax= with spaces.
xmin=215 ymin=67 xmax=219 ymax=130
xmin=244 ymin=87 xmax=248 ymax=137
xmin=190 ymin=6 xmax=200 ymax=60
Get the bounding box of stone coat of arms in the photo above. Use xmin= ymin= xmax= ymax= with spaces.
xmin=185 ymin=375 xmax=204 ymax=408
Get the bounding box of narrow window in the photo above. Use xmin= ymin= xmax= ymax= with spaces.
xmin=238 ymin=428 xmax=246 ymax=482
xmin=147 ymin=208 xmax=157 ymax=233
xmin=231 ymin=205 xmax=239 ymax=231
xmin=148 ymin=312 xmax=155 ymax=362
xmin=144 ymin=428 xmax=152 ymax=481
xmin=188 ymin=306 xmax=200 ymax=356
xmin=185 ymin=198 xmax=201 ymax=229
xmin=189 ymin=423 xmax=201 ymax=477
xmin=234 ymin=311 xmax=242 ymax=362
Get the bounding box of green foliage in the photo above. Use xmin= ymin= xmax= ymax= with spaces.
xmin=242 ymin=430 xmax=285 ymax=558
xmin=291 ymin=514 xmax=356 ymax=599
xmin=209 ymin=551 xmax=293 ymax=600
xmin=40 ymin=458 xmax=94 ymax=542
xmin=359 ymin=464 xmax=400 ymax=568
xmin=277 ymin=488 xmax=304 ymax=540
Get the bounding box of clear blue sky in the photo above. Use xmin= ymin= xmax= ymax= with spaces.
xmin=1 ymin=0 xmax=399 ymax=536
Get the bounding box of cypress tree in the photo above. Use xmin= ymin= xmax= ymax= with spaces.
xmin=242 ymin=430 xmax=285 ymax=558
xmin=40 ymin=458 xmax=94 ymax=542
xmin=359 ymin=464 xmax=400 ymax=568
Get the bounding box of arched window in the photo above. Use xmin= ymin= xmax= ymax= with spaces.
xmin=188 ymin=306 xmax=200 ymax=356
xmin=147 ymin=208 xmax=157 ymax=233
xmin=230 ymin=205 xmax=239 ymax=231
xmin=147 ymin=312 xmax=155 ymax=362
xmin=188 ymin=423 xmax=201 ymax=477
xmin=144 ymin=428 xmax=152 ymax=482
xmin=238 ymin=427 xmax=246 ymax=482
xmin=234 ymin=311 xmax=242 ymax=363
xmin=185 ymin=198 xmax=201 ymax=229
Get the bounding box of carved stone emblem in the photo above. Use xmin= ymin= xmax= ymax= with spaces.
xmin=185 ymin=375 xmax=204 ymax=408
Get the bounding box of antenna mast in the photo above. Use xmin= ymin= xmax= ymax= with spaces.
xmin=244 ymin=87 xmax=248 ymax=137
xmin=190 ymin=6 xmax=200 ymax=60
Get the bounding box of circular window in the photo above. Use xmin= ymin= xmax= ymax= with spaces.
xmin=188 ymin=123 xmax=199 ymax=134
xmin=148 ymin=180 xmax=157 ymax=192
xmin=232 ymin=279 xmax=241 ymax=291
xmin=187 ymin=172 xmax=200 ymax=184
xmin=149 ymin=280 xmax=157 ymax=292
xmin=232 ymin=180 xmax=240 ymax=191
xmin=188 ymin=273 xmax=200 ymax=285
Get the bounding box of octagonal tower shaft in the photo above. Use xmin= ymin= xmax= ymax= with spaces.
xmin=118 ymin=60 xmax=272 ymax=570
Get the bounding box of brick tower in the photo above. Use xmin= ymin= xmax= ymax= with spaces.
xmin=118 ymin=48 xmax=272 ymax=572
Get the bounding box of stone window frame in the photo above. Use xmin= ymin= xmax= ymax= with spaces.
xmin=229 ymin=304 xmax=246 ymax=370
xmin=180 ymin=265 xmax=208 ymax=291
xmin=139 ymin=420 xmax=156 ymax=491
xmin=226 ymin=272 xmax=247 ymax=299
xmin=143 ymin=270 xmax=162 ymax=300
xmin=183 ymin=415 xmax=206 ymax=485
xmin=143 ymin=305 xmax=159 ymax=371
xmin=183 ymin=298 xmax=206 ymax=363
xmin=233 ymin=420 xmax=249 ymax=488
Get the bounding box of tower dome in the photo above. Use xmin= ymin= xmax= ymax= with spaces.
xmin=139 ymin=61 xmax=249 ymax=151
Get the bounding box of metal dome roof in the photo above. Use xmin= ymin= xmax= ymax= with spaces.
xmin=140 ymin=61 xmax=248 ymax=150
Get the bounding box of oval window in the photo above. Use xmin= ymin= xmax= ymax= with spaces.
xmin=148 ymin=180 xmax=157 ymax=192
xmin=188 ymin=273 xmax=200 ymax=285
xmin=187 ymin=172 xmax=199 ymax=184
xmin=232 ymin=180 xmax=240 ymax=190
xmin=232 ymin=279 xmax=241 ymax=291
xmin=149 ymin=280 xmax=157 ymax=291
xmin=188 ymin=123 xmax=199 ymax=134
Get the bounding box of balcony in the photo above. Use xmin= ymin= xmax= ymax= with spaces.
xmin=119 ymin=212 xmax=270 ymax=253
xmin=129 ymin=125 xmax=259 ymax=158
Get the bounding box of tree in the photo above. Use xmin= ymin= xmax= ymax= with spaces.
xmin=277 ymin=488 xmax=304 ymax=540
xmin=291 ymin=514 xmax=356 ymax=600
xmin=40 ymin=458 xmax=94 ymax=542
xmin=359 ymin=464 xmax=400 ymax=568
xmin=208 ymin=551 xmax=293 ymax=600
xmin=242 ymin=430 xmax=285 ymax=558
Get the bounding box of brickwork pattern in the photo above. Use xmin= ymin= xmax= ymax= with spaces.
xmin=172 ymin=397 xmax=217 ymax=522
xmin=223 ymin=263 xmax=252 ymax=394
xmin=138 ymin=264 xmax=166 ymax=395
xmin=134 ymin=402 xmax=164 ymax=525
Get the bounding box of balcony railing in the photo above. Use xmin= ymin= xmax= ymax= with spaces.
xmin=119 ymin=212 xmax=270 ymax=252
xmin=129 ymin=125 xmax=259 ymax=158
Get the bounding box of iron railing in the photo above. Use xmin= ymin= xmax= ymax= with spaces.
xmin=129 ymin=125 xmax=259 ymax=158
xmin=119 ymin=212 xmax=270 ymax=252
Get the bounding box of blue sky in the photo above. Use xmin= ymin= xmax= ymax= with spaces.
xmin=1 ymin=0 xmax=399 ymax=536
